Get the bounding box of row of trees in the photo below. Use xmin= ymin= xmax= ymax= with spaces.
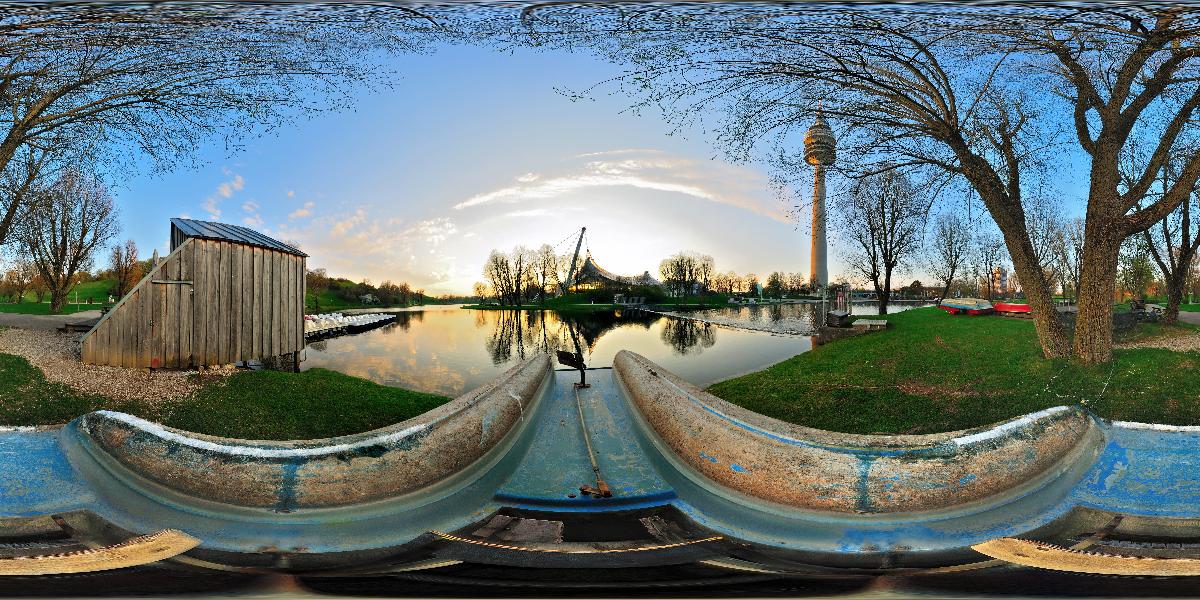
xmin=305 ymin=268 xmax=426 ymax=309
xmin=480 ymin=245 xmax=580 ymax=306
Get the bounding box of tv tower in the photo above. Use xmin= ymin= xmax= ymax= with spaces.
xmin=804 ymin=112 xmax=836 ymax=289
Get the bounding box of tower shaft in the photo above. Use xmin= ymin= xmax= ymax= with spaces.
xmin=810 ymin=165 xmax=828 ymax=288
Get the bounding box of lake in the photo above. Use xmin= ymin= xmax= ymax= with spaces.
xmin=301 ymin=302 xmax=927 ymax=397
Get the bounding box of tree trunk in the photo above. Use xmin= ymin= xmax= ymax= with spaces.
xmin=1073 ymin=231 xmax=1123 ymax=365
xmin=939 ymin=282 xmax=951 ymax=303
xmin=1163 ymin=272 xmax=1186 ymax=325
xmin=49 ymin=288 xmax=68 ymax=314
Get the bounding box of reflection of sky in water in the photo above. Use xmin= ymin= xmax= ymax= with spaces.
xmin=302 ymin=306 xmax=809 ymax=396
xmin=695 ymin=302 xmax=931 ymax=334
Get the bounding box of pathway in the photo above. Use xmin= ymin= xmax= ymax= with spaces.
xmin=0 ymin=310 xmax=101 ymax=331
xmin=1120 ymin=304 xmax=1200 ymax=351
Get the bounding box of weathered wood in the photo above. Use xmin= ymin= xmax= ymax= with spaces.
xmin=178 ymin=241 xmax=193 ymax=368
xmin=206 ymin=240 xmax=220 ymax=367
xmin=193 ymin=240 xmax=208 ymax=368
xmin=217 ymin=240 xmax=230 ymax=366
xmin=230 ymin=241 xmax=242 ymax=362
xmin=80 ymin=234 xmax=304 ymax=369
xmin=270 ymin=251 xmax=280 ymax=357
xmin=241 ymin=243 xmax=253 ymax=360
xmin=253 ymin=247 xmax=264 ymax=359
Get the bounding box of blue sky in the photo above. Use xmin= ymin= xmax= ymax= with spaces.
xmin=112 ymin=39 xmax=1089 ymax=294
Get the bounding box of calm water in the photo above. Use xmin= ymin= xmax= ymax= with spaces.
xmin=680 ymin=301 xmax=932 ymax=334
xmin=302 ymin=305 xmax=811 ymax=396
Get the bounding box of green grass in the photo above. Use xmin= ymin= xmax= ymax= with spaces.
xmin=1181 ymin=304 xmax=1200 ymax=312
xmin=0 ymin=279 xmax=116 ymax=314
xmin=305 ymin=288 xmax=426 ymax=313
xmin=169 ymin=368 xmax=449 ymax=439
xmin=708 ymin=307 xmax=1200 ymax=434
xmin=0 ymin=353 xmax=127 ymax=425
xmin=0 ymin=353 xmax=450 ymax=440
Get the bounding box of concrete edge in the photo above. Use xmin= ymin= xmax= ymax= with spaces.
xmin=71 ymin=354 xmax=553 ymax=509
xmin=613 ymin=350 xmax=1101 ymax=514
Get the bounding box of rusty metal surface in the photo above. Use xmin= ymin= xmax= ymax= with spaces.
xmin=493 ymin=370 xmax=674 ymax=510
xmin=613 ymin=350 xmax=1101 ymax=514
xmin=75 ymin=354 xmax=552 ymax=509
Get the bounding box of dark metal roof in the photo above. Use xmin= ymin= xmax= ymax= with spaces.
xmin=170 ymin=218 xmax=307 ymax=257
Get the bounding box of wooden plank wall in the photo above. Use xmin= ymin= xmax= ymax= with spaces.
xmin=81 ymin=238 xmax=305 ymax=368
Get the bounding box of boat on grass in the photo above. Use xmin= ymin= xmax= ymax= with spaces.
xmin=994 ymin=302 xmax=1032 ymax=316
xmin=938 ymin=298 xmax=994 ymax=315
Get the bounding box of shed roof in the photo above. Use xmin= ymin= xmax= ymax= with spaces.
xmin=171 ymin=218 xmax=307 ymax=257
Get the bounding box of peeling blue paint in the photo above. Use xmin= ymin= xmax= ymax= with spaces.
xmin=730 ymin=463 xmax=748 ymax=473
xmin=699 ymin=451 xmax=719 ymax=463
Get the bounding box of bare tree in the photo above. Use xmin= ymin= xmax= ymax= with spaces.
xmin=0 ymin=5 xmax=443 ymax=246
xmin=510 ymin=5 xmax=1200 ymax=363
xmin=975 ymin=234 xmax=1008 ymax=302
xmin=696 ymin=254 xmax=715 ymax=293
xmin=927 ymin=213 xmax=973 ymax=302
xmin=533 ymin=244 xmax=559 ymax=303
xmin=1052 ymin=218 xmax=1086 ymax=304
xmin=838 ymin=171 xmax=925 ymax=314
xmin=1140 ymin=169 xmax=1200 ymax=324
xmin=1120 ymin=236 xmax=1157 ymax=303
xmin=16 ymin=169 xmax=118 ymax=312
xmin=485 ymin=250 xmax=514 ymax=306
xmin=659 ymin=251 xmax=701 ymax=297
xmin=108 ymin=239 xmax=142 ymax=299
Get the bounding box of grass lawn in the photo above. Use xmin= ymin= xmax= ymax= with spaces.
xmin=0 ymin=279 xmax=116 ymax=314
xmin=305 ymin=288 xmax=427 ymax=314
xmin=708 ymin=307 xmax=1200 ymax=435
xmin=1182 ymin=304 xmax=1200 ymax=312
xmin=0 ymin=354 xmax=450 ymax=440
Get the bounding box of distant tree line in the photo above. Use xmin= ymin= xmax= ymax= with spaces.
xmin=304 ymin=268 xmax=426 ymax=310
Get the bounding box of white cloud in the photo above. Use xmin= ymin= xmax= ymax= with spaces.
xmin=278 ymin=210 xmax=461 ymax=290
xmin=453 ymin=150 xmax=788 ymax=222
xmin=505 ymin=208 xmax=549 ymax=218
xmin=243 ymin=214 xmax=265 ymax=228
xmin=217 ymin=175 xmax=244 ymax=199
xmin=242 ymin=201 xmax=259 ymax=213
xmin=201 ymin=172 xmax=246 ymax=219
xmin=288 ymin=201 xmax=315 ymax=220
xmin=287 ymin=190 xmax=295 ymax=198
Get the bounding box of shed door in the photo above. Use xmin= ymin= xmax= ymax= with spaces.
xmin=150 ymin=279 xmax=193 ymax=369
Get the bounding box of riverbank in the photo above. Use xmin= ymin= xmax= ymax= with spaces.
xmin=0 ymin=328 xmax=450 ymax=439
xmin=708 ymin=307 xmax=1200 ymax=435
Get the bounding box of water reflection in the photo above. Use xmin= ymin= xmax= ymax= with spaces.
xmin=302 ymin=306 xmax=809 ymax=396
xmin=679 ymin=301 xmax=931 ymax=335
xmin=660 ymin=318 xmax=717 ymax=355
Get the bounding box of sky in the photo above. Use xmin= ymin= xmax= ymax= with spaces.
xmin=112 ymin=38 xmax=1088 ymax=295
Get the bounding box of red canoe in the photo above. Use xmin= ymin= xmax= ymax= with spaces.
xmin=994 ymin=302 xmax=1032 ymax=314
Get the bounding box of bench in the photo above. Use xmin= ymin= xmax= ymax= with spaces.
xmin=853 ymin=319 xmax=888 ymax=331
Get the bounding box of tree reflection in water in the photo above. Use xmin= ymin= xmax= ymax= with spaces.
xmin=481 ymin=309 xmax=721 ymax=365
xmin=660 ymin=318 xmax=717 ymax=355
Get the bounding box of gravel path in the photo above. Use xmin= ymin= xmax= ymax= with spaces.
xmin=0 ymin=327 xmax=215 ymax=404
xmin=0 ymin=310 xmax=101 ymax=331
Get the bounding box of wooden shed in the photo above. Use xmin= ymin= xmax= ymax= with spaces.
xmin=81 ymin=218 xmax=308 ymax=369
